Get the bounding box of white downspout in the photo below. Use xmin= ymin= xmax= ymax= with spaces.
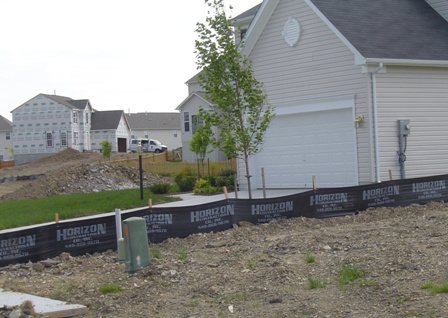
xmin=371 ymin=63 xmax=384 ymax=183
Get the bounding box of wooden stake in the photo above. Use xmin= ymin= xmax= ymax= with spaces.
xmin=234 ymin=174 xmax=238 ymax=199
xmin=55 ymin=213 xmax=59 ymax=224
xmin=261 ymin=167 xmax=266 ymax=199
xmin=223 ymin=186 xmax=228 ymax=199
xmin=389 ymin=169 xmax=393 ymax=181
xmin=312 ymin=176 xmax=316 ymax=190
xmin=148 ymin=198 xmax=152 ymax=208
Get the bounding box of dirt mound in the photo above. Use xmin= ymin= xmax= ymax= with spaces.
xmin=0 ymin=162 xmax=163 ymax=201
xmin=0 ymin=149 xmax=166 ymax=200
xmin=31 ymin=147 xmax=91 ymax=165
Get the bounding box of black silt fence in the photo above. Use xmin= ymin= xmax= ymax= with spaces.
xmin=1 ymin=173 xmax=448 ymax=267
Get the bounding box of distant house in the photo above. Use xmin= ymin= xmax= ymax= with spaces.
xmin=125 ymin=112 xmax=181 ymax=150
xmin=176 ymin=6 xmax=261 ymax=163
xmin=11 ymin=93 xmax=130 ymax=165
xmin=0 ymin=115 xmax=13 ymax=161
xmin=91 ymin=110 xmax=131 ymax=153
xmin=11 ymin=94 xmax=93 ymax=165
xmin=176 ymin=89 xmax=226 ymax=162
xmin=179 ymin=0 xmax=448 ymax=191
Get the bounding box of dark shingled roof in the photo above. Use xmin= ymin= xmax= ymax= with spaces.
xmin=0 ymin=115 xmax=12 ymax=132
xmin=311 ymin=0 xmax=448 ymax=60
xmin=40 ymin=94 xmax=90 ymax=110
xmin=234 ymin=3 xmax=262 ymax=21
xmin=125 ymin=113 xmax=180 ymax=130
xmin=91 ymin=110 xmax=125 ymax=130
xmin=67 ymin=99 xmax=90 ymax=110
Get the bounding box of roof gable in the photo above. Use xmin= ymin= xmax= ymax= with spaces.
xmin=310 ymin=0 xmax=448 ymax=61
xmin=243 ymin=0 xmax=448 ymax=64
xmin=91 ymin=110 xmax=128 ymax=130
xmin=0 ymin=115 xmax=12 ymax=132
xmin=175 ymin=92 xmax=213 ymax=111
xmin=66 ymin=99 xmax=91 ymax=111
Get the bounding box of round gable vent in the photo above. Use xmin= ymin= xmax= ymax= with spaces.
xmin=282 ymin=17 xmax=301 ymax=47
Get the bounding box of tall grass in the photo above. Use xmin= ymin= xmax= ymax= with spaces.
xmin=0 ymin=188 xmax=180 ymax=230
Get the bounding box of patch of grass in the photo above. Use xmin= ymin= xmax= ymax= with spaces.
xmin=421 ymin=282 xmax=448 ymax=294
xmin=307 ymin=275 xmax=325 ymax=289
xmin=338 ymin=263 xmax=366 ymax=287
xmin=99 ymin=283 xmax=122 ymax=294
xmin=246 ymin=259 xmax=256 ymax=269
xmin=0 ymin=188 xmax=180 ymax=230
xmin=219 ymin=292 xmax=245 ymax=303
xmin=178 ymin=249 xmax=188 ymax=260
xmin=185 ymin=299 xmax=198 ymax=307
xmin=49 ymin=281 xmax=77 ymax=300
xmin=358 ymin=280 xmax=377 ymax=287
xmin=151 ymin=246 xmax=162 ymax=259
xmin=305 ymin=253 xmax=315 ymax=264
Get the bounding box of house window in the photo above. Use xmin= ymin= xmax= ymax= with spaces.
xmin=6 ymin=132 xmax=10 ymax=140
xmin=144 ymin=134 xmax=149 ymax=139
xmin=131 ymin=134 xmax=135 ymax=139
xmin=184 ymin=112 xmax=190 ymax=132
xmin=192 ymin=114 xmax=203 ymax=134
xmin=73 ymin=132 xmax=78 ymax=145
xmin=85 ymin=112 xmax=89 ymax=124
xmin=60 ymin=132 xmax=67 ymax=147
xmin=46 ymin=132 xmax=53 ymax=148
xmin=173 ymin=130 xmax=178 ymax=138
xmin=73 ymin=111 xmax=78 ymax=124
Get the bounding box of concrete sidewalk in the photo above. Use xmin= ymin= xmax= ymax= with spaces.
xmin=160 ymin=189 xmax=306 ymax=207
xmin=0 ymin=289 xmax=87 ymax=318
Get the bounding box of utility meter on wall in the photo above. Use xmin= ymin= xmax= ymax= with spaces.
xmin=398 ymin=120 xmax=411 ymax=136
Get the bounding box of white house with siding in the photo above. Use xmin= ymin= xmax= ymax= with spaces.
xmin=179 ymin=0 xmax=448 ymax=190
xmin=176 ymin=87 xmax=227 ymax=162
xmin=125 ymin=112 xmax=181 ymax=150
xmin=0 ymin=115 xmax=13 ymax=161
xmin=90 ymin=110 xmax=131 ymax=153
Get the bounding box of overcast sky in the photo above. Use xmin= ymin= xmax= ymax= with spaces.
xmin=0 ymin=0 xmax=261 ymax=121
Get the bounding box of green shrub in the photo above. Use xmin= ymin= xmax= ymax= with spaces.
xmin=208 ymin=175 xmax=216 ymax=187
xmin=174 ymin=167 xmax=197 ymax=192
xmin=148 ymin=183 xmax=171 ymax=194
xmin=219 ymin=169 xmax=235 ymax=177
xmin=174 ymin=166 xmax=196 ymax=183
xmin=100 ymin=140 xmax=112 ymax=160
xmin=217 ymin=169 xmax=235 ymax=191
xmin=193 ymin=178 xmax=221 ymax=194
xmin=215 ymin=176 xmax=231 ymax=188
xmin=177 ymin=176 xmax=197 ymax=192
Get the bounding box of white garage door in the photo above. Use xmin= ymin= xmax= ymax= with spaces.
xmin=253 ymin=107 xmax=358 ymax=189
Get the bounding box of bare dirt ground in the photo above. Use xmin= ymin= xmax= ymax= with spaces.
xmin=1 ymin=150 xmax=448 ymax=317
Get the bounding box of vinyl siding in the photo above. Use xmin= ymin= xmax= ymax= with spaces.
xmin=247 ymin=0 xmax=371 ymax=184
xmin=376 ymin=66 xmax=448 ymax=180
xmin=179 ymin=95 xmax=225 ymax=163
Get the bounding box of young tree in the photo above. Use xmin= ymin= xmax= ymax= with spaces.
xmin=195 ymin=0 xmax=274 ymax=199
xmin=100 ymin=140 xmax=112 ymax=161
xmin=189 ymin=121 xmax=213 ymax=177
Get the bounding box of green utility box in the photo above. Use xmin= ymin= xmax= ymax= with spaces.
xmin=122 ymin=217 xmax=150 ymax=273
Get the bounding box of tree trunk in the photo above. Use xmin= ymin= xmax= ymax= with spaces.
xmin=244 ymin=152 xmax=252 ymax=200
